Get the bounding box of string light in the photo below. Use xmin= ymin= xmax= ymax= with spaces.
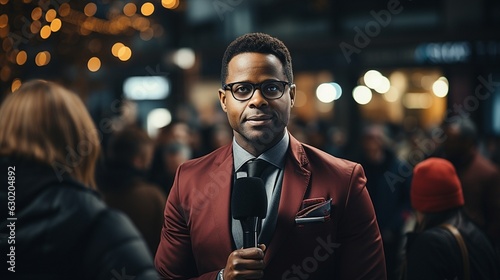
xmin=16 ymin=50 xmax=27 ymax=65
xmin=141 ymin=2 xmax=155 ymax=16
xmin=12 ymin=79 xmax=22 ymax=92
xmin=31 ymin=7 xmax=42 ymax=20
xmin=162 ymin=0 xmax=180 ymax=9
xmin=40 ymin=25 xmax=51 ymax=39
xmin=50 ymin=18 xmax=62 ymax=32
xmin=118 ymin=46 xmax=132 ymax=61
xmin=2 ymin=0 xmax=167 ymax=92
xmin=45 ymin=9 xmax=57 ymax=22
xmin=123 ymin=3 xmax=137 ymax=16
xmin=35 ymin=51 xmax=51 ymax=66
xmin=0 ymin=14 xmax=8 ymax=28
xmin=84 ymin=3 xmax=98 ymax=17
xmin=87 ymin=57 xmax=101 ymax=72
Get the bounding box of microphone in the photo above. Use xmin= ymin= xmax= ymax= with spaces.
xmin=231 ymin=177 xmax=267 ymax=248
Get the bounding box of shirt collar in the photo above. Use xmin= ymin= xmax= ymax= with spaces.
xmin=233 ymin=129 xmax=289 ymax=172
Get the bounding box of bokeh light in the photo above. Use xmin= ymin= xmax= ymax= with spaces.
xmin=162 ymin=0 xmax=180 ymax=9
xmin=141 ymin=2 xmax=155 ymax=16
xmin=16 ymin=50 xmax=27 ymax=65
xmin=35 ymin=51 xmax=51 ymax=66
xmin=87 ymin=57 xmax=101 ymax=72
xmin=432 ymin=77 xmax=449 ymax=98
xmin=123 ymin=3 xmax=137 ymax=16
xmin=84 ymin=3 xmax=98 ymax=17
xmin=50 ymin=18 xmax=62 ymax=32
xmin=40 ymin=25 xmax=51 ymax=39
xmin=352 ymin=85 xmax=373 ymax=105
xmin=11 ymin=79 xmax=22 ymax=92
xmin=118 ymin=46 xmax=132 ymax=61
xmin=363 ymin=70 xmax=383 ymax=89
xmin=45 ymin=9 xmax=57 ymax=22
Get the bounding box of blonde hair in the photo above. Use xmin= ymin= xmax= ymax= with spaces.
xmin=0 ymin=80 xmax=101 ymax=188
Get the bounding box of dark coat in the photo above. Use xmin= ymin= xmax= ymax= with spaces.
xmin=0 ymin=157 xmax=158 ymax=280
xmin=405 ymin=211 xmax=500 ymax=280
xmin=97 ymin=162 xmax=166 ymax=256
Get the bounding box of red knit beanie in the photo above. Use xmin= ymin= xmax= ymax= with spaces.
xmin=411 ymin=157 xmax=464 ymax=213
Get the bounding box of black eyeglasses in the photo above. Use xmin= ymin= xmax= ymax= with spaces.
xmin=223 ymin=80 xmax=291 ymax=101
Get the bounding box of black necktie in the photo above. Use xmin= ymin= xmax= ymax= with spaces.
xmin=246 ymin=159 xmax=270 ymax=178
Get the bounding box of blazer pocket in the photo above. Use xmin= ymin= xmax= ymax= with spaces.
xmin=295 ymin=198 xmax=332 ymax=224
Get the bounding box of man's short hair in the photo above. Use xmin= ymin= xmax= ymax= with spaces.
xmin=221 ymin=33 xmax=293 ymax=86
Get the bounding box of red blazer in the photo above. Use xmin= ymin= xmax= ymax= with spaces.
xmin=155 ymin=134 xmax=386 ymax=279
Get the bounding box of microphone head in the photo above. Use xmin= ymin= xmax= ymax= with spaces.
xmin=231 ymin=177 xmax=267 ymax=220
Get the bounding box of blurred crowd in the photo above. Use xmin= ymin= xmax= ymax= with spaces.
xmin=92 ymin=96 xmax=500 ymax=279
xmin=1 ymin=80 xmax=499 ymax=279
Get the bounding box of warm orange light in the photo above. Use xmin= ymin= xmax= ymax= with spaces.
xmin=0 ymin=14 xmax=8 ymax=28
xmin=162 ymin=0 xmax=179 ymax=9
xmin=0 ymin=26 xmax=8 ymax=38
xmin=58 ymin=3 xmax=71 ymax=17
xmin=30 ymin=20 xmax=41 ymax=34
xmin=141 ymin=2 xmax=155 ymax=16
xmin=16 ymin=50 xmax=27 ymax=65
xmin=50 ymin=18 xmax=62 ymax=32
xmin=2 ymin=37 xmax=12 ymax=51
xmin=31 ymin=7 xmax=42 ymax=20
xmin=35 ymin=51 xmax=51 ymax=66
xmin=12 ymin=79 xmax=22 ymax=92
xmin=0 ymin=0 xmax=10 ymax=5
xmin=118 ymin=46 xmax=132 ymax=61
xmin=40 ymin=25 xmax=51 ymax=39
xmin=111 ymin=42 xmax=124 ymax=57
xmin=1 ymin=66 xmax=11 ymax=81
xmin=123 ymin=3 xmax=137 ymax=16
xmin=87 ymin=57 xmax=101 ymax=72
xmin=132 ymin=17 xmax=149 ymax=31
xmin=84 ymin=3 xmax=97 ymax=17
xmin=45 ymin=9 xmax=57 ymax=22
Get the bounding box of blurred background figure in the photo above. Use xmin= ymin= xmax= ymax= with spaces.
xmin=97 ymin=125 xmax=166 ymax=256
xmin=355 ymin=123 xmax=412 ymax=280
xmin=157 ymin=141 xmax=192 ymax=195
xmin=439 ymin=117 xmax=500 ymax=248
xmin=404 ymin=157 xmax=499 ymax=280
xmin=0 ymin=80 xmax=157 ymax=279
xmin=324 ymin=126 xmax=348 ymax=158
xmin=149 ymin=121 xmax=194 ymax=194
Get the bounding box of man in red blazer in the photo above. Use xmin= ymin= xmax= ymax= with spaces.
xmin=155 ymin=33 xmax=386 ymax=280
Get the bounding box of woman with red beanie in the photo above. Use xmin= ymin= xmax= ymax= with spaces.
xmin=403 ymin=157 xmax=499 ymax=280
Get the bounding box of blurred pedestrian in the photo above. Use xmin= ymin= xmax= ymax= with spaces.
xmin=404 ymin=157 xmax=499 ymax=280
xmin=440 ymin=117 xmax=500 ymax=246
xmin=97 ymin=125 xmax=166 ymax=256
xmin=356 ymin=123 xmax=411 ymax=280
xmin=0 ymin=80 xmax=157 ymax=279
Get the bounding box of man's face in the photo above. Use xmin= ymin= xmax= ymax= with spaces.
xmin=219 ymin=52 xmax=295 ymax=155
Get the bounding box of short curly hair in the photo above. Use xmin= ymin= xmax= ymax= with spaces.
xmin=221 ymin=33 xmax=293 ymax=86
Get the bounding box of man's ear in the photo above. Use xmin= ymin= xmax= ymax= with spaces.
xmin=289 ymin=84 xmax=296 ymax=107
xmin=218 ymin=89 xmax=227 ymax=112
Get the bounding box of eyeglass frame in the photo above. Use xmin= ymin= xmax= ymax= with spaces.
xmin=222 ymin=80 xmax=292 ymax=101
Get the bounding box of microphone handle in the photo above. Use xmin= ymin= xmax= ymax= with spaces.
xmin=241 ymin=216 xmax=259 ymax=248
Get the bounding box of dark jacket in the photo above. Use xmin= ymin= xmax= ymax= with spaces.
xmin=0 ymin=157 xmax=158 ymax=280
xmin=97 ymin=162 xmax=166 ymax=256
xmin=405 ymin=211 xmax=500 ymax=280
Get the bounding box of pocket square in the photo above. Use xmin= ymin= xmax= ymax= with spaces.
xmin=295 ymin=198 xmax=332 ymax=224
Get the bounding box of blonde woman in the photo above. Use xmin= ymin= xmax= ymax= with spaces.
xmin=0 ymin=80 xmax=158 ymax=279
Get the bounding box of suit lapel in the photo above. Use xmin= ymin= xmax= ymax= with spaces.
xmin=208 ymin=146 xmax=235 ymax=259
xmin=264 ymin=135 xmax=310 ymax=263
